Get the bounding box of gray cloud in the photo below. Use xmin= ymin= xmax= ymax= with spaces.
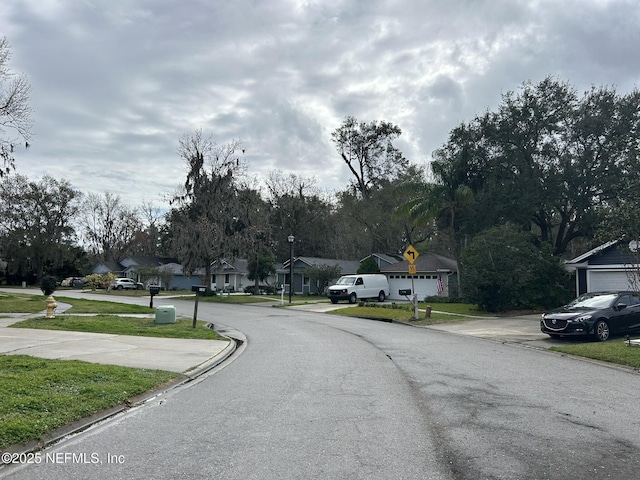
xmin=3 ymin=0 xmax=639 ymax=208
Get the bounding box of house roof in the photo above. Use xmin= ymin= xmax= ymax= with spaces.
xmin=566 ymin=241 xmax=618 ymax=264
xmin=281 ymin=257 xmax=360 ymax=275
xmin=380 ymin=253 xmax=458 ymax=273
xmin=91 ymin=260 xmax=125 ymax=274
xmin=211 ymin=258 xmax=249 ymax=274
xmin=360 ymin=253 xmax=401 ymax=265
xmin=120 ymin=256 xmax=179 ymax=267
xmin=158 ymin=263 xmax=206 ymax=276
xmin=566 ymin=240 xmax=640 ymax=268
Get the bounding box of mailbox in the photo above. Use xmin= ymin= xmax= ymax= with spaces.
xmin=191 ymin=285 xmax=208 ymax=293
xmin=149 ymin=286 xmax=161 ymax=296
xmin=399 ymin=289 xmax=412 ymax=296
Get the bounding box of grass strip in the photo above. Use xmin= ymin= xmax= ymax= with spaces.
xmin=0 ymin=293 xmax=153 ymax=314
xmin=10 ymin=315 xmax=226 ymax=340
xmin=329 ymin=305 xmax=471 ymax=324
xmin=550 ymin=340 xmax=640 ymax=369
xmin=198 ymin=294 xmax=275 ymax=304
xmin=328 ymin=301 xmax=488 ymax=325
xmin=0 ymin=355 xmax=177 ymax=449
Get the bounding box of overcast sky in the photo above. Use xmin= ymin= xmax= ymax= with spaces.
xmin=2 ymin=0 xmax=639 ymax=209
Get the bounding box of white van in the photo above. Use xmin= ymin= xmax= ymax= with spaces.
xmin=327 ymin=274 xmax=390 ymax=304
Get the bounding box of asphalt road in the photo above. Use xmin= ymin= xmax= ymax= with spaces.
xmin=3 ymin=294 xmax=640 ymax=479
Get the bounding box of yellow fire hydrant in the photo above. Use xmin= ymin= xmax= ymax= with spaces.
xmin=46 ymin=295 xmax=57 ymax=318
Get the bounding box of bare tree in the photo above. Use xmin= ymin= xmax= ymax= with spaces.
xmin=331 ymin=116 xmax=407 ymax=199
xmin=625 ymin=240 xmax=640 ymax=293
xmin=129 ymin=201 xmax=165 ymax=256
xmin=79 ymin=192 xmax=140 ymax=262
xmin=1 ymin=37 xmax=32 ymax=177
xmin=265 ymin=170 xmax=336 ymax=258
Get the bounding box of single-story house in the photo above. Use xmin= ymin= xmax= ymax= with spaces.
xmin=210 ymin=258 xmax=278 ymax=292
xmin=211 ymin=258 xmax=248 ymax=292
xmin=91 ymin=256 xmax=204 ymax=290
xmin=278 ymin=257 xmax=360 ymax=295
xmin=155 ymin=263 xmax=206 ymax=291
xmin=380 ymin=253 xmax=458 ymax=301
xmin=565 ymin=241 xmax=640 ymax=295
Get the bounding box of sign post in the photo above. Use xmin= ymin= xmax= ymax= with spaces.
xmin=403 ymin=245 xmax=420 ymax=320
xmin=191 ymin=285 xmax=207 ymax=329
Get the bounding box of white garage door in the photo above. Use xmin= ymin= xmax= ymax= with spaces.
xmin=588 ymin=270 xmax=633 ymax=292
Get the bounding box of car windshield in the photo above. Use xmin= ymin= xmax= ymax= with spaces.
xmin=336 ymin=276 xmax=355 ymax=285
xmin=567 ymin=293 xmax=618 ymax=309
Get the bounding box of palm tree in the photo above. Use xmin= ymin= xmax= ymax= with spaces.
xmin=394 ymin=147 xmax=475 ymax=295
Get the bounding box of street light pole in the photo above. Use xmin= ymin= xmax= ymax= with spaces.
xmin=288 ymin=234 xmax=294 ymax=303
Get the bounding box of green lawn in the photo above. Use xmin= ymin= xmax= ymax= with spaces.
xmin=0 ymin=355 xmax=178 ymax=449
xmin=10 ymin=315 xmax=226 ymax=340
xmin=550 ymin=340 xmax=640 ymax=369
xmin=0 ymin=293 xmax=49 ymax=314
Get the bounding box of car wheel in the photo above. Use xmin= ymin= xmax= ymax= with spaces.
xmin=117 ymin=285 xmax=123 ymax=290
xmin=349 ymin=293 xmax=357 ymax=304
xmin=594 ymin=320 xmax=610 ymax=342
xmin=378 ymin=291 xmax=385 ymax=302
xmin=330 ymin=298 xmax=338 ymax=304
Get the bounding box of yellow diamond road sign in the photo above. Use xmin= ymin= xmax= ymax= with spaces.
xmin=404 ymin=245 xmax=419 ymax=264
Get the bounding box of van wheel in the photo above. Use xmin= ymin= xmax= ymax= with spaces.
xmin=378 ymin=291 xmax=385 ymax=302
xmin=349 ymin=293 xmax=357 ymax=304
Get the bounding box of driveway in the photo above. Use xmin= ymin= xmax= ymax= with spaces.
xmin=425 ymin=313 xmax=564 ymax=348
xmin=293 ymin=302 xmax=565 ymax=348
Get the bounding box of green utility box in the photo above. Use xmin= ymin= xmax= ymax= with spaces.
xmin=155 ymin=305 xmax=176 ymax=324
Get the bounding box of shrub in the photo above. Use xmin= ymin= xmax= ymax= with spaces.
xmin=461 ymin=224 xmax=572 ymax=312
xmin=84 ymin=272 xmax=117 ymax=290
xmin=40 ymin=276 xmax=57 ymax=296
xmin=243 ymin=285 xmax=277 ymax=295
xmin=423 ymin=296 xmax=468 ymax=304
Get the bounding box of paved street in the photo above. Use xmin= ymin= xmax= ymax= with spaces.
xmin=2 ymin=292 xmax=640 ymax=479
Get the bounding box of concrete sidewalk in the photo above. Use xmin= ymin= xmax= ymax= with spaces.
xmin=0 ymin=312 xmax=235 ymax=377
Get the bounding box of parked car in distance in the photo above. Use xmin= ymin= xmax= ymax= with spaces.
xmin=60 ymin=277 xmax=83 ymax=288
xmin=540 ymin=291 xmax=640 ymax=341
xmin=110 ymin=278 xmax=144 ymax=290
xmin=327 ymin=274 xmax=390 ymax=304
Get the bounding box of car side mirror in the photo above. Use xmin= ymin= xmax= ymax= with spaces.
xmin=616 ymin=303 xmax=627 ymax=311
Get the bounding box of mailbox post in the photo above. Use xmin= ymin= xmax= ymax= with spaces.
xmin=149 ymin=286 xmax=161 ymax=308
xmin=191 ymin=285 xmax=208 ymax=329
xmin=399 ymin=289 xmax=420 ymax=320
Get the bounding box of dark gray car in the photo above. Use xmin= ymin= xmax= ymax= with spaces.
xmin=541 ymin=291 xmax=640 ymax=341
